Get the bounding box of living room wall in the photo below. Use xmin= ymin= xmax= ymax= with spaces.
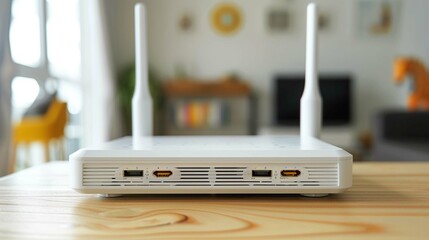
xmin=104 ymin=0 xmax=429 ymax=135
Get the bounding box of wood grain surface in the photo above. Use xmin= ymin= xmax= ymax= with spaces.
xmin=0 ymin=162 xmax=428 ymax=239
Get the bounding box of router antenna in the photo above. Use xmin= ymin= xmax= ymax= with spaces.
xmin=300 ymin=2 xmax=322 ymax=139
xmin=133 ymin=3 xmax=153 ymax=147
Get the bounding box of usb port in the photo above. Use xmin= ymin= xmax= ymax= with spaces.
xmin=252 ymin=170 xmax=272 ymax=177
xmin=123 ymin=170 xmax=143 ymax=177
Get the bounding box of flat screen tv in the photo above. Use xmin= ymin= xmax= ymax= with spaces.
xmin=274 ymin=75 xmax=352 ymax=126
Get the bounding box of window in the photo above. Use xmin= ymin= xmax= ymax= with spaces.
xmin=10 ymin=0 xmax=82 ymax=153
xmin=46 ymin=0 xmax=81 ymax=80
xmin=11 ymin=77 xmax=40 ymax=109
xmin=10 ymin=0 xmax=41 ymax=67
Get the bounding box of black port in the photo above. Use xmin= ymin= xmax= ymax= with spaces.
xmin=281 ymin=170 xmax=301 ymax=177
xmin=123 ymin=170 xmax=143 ymax=177
xmin=252 ymin=170 xmax=272 ymax=177
xmin=153 ymin=170 xmax=173 ymax=177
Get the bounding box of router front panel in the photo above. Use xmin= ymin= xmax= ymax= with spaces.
xmin=70 ymin=154 xmax=352 ymax=195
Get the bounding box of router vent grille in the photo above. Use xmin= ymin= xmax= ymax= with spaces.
xmin=82 ymin=164 xmax=338 ymax=188
xmin=177 ymin=167 xmax=251 ymax=186
xmin=82 ymin=166 xmax=121 ymax=187
xmin=298 ymin=166 xmax=338 ymax=187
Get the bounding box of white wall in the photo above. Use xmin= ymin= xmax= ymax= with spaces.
xmin=104 ymin=0 xmax=429 ymax=134
xmin=397 ymin=0 xmax=429 ymax=65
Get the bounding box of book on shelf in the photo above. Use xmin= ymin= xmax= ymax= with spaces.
xmin=172 ymin=100 xmax=230 ymax=129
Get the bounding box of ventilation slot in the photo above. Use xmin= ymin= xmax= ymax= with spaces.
xmin=302 ymin=165 xmax=338 ymax=187
xmin=175 ymin=166 xmax=251 ymax=186
xmin=214 ymin=167 xmax=251 ymax=186
xmin=175 ymin=167 xmax=211 ymax=186
xmin=178 ymin=167 xmax=209 ymax=179
xmin=82 ymin=166 xmax=119 ymax=187
xmin=276 ymin=184 xmax=298 ymax=187
xmin=214 ymin=184 xmax=250 ymax=187
xmin=214 ymin=167 xmax=245 ymax=178
xmin=175 ymin=184 xmax=211 ymax=187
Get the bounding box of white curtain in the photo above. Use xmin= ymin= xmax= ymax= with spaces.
xmin=0 ymin=0 xmax=14 ymax=176
xmin=80 ymin=0 xmax=122 ymax=147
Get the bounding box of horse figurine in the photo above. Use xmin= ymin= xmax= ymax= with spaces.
xmin=394 ymin=57 xmax=429 ymax=110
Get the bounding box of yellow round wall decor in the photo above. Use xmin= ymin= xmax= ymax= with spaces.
xmin=211 ymin=3 xmax=242 ymax=35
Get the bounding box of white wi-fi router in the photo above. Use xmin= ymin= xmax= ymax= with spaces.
xmin=70 ymin=3 xmax=352 ymax=198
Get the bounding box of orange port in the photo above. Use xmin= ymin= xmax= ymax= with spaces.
xmin=281 ymin=170 xmax=301 ymax=177
xmin=153 ymin=170 xmax=173 ymax=177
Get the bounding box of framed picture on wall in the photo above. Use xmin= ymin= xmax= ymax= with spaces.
xmin=356 ymin=0 xmax=402 ymax=39
xmin=267 ymin=8 xmax=290 ymax=32
xmin=178 ymin=13 xmax=195 ymax=33
xmin=318 ymin=12 xmax=332 ymax=32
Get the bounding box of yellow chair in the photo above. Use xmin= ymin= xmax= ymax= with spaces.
xmin=9 ymin=99 xmax=68 ymax=173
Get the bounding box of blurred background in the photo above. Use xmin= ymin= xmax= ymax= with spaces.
xmin=1 ymin=0 xmax=428 ymax=176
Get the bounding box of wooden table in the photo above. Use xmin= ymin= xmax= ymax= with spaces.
xmin=0 ymin=162 xmax=428 ymax=239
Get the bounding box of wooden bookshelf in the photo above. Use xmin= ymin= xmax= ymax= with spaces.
xmin=163 ymin=78 xmax=251 ymax=97
xmin=162 ymin=78 xmax=256 ymax=135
